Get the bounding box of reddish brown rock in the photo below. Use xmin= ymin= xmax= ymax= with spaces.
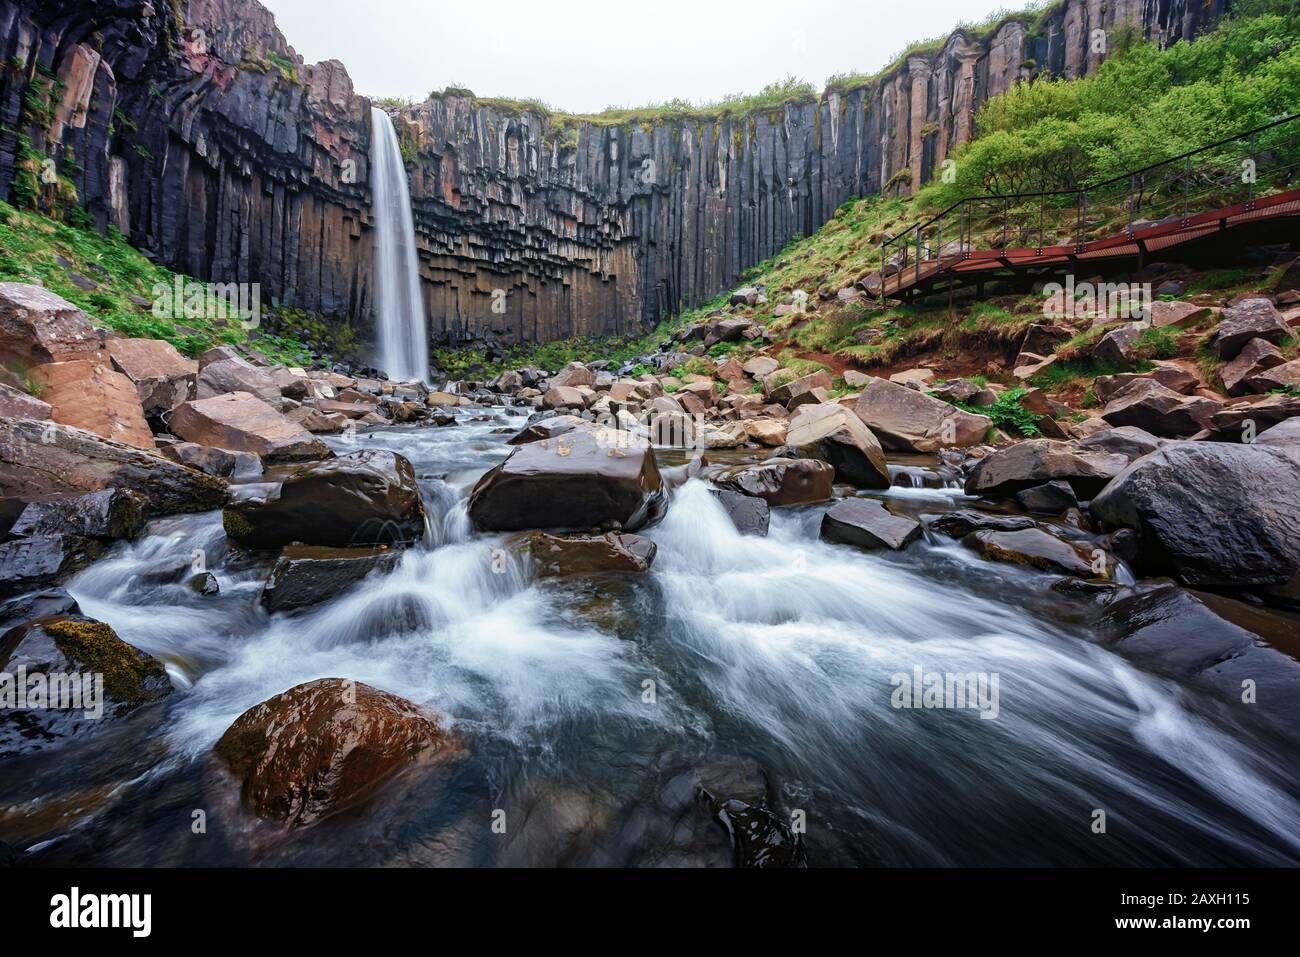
xmin=169 ymin=392 xmax=330 ymax=463
xmin=711 ymin=458 xmax=834 ymax=507
xmin=852 ymin=377 xmax=992 ymax=452
xmin=0 ymin=382 xmax=52 ymax=420
xmin=107 ymin=338 xmax=197 ymax=415
xmin=509 ymin=531 xmax=657 ymax=576
xmin=0 ymin=284 xmax=101 ymax=368
xmin=27 ymin=360 xmax=154 ymax=449
xmin=213 ymin=678 xmax=458 ymax=827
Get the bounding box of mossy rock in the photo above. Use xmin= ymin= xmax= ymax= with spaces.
xmin=41 ymin=616 xmax=171 ymax=705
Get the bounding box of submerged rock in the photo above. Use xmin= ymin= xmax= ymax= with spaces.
xmin=925 ymin=510 xmax=1040 ymax=539
xmin=821 ymin=498 xmax=921 ymax=550
xmin=509 ymin=531 xmax=657 ymax=576
xmin=0 ymin=615 xmax=172 ymax=757
xmin=710 ymin=489 xmax=770 ymax=536
xmin=963 ymin=527 xmax=1111 ymax=579
xmin=224 ymin=449 xmax=426 ymax=550
xmin=260 ymin=545 xmax=401 ymax=613
xmin=213 ymin=678 xmax=459 ymax=827
xmin=468 ymin=426 xmax=665 ymax=533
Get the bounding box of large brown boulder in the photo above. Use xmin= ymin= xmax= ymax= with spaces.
xmin=820 ymin=498 xmax=921 ymax=550
xmin=107 ymin=338 xmax=197 ymax=416
xmin=963 ymin=439 xmax=1128 ymax=499
xmin=169 ymin=392 xmax=330 ymax=463
xmin=1090 ymin=443 xmax=1300 ymax=587
xmin=0 ymin=283 xmax=102 ymax=368
xmin=0 ymin=615 xmax=172 ymax=757
xmin=468 ymin=426 xmax=665 ymax=532
xmin=1213 ymin=298 xmax=1290 ymax=359
xmin=28 ymin=360 xmax=154 ymax=449
xmin=852 ymin=377 xmax=992 ymax=452
xmin=223 ymin=449 xmax=426 ymax=550
xmin=509 ymin=531 xmax=657 ymax=576
xmin=0 ymin=417 xmax=226 ymax=515
xmin=784 ymin=404 xmax=890 ymax=489
xmin=213 ymin=678 xmax=458 ymax=827
xmin=710 ymin=458 xmax=834 ymax=507
xmin=550 ymin=361 xmax=596 ymax=389
xmin=1100 ymin=379 xmax=1220 ymax=438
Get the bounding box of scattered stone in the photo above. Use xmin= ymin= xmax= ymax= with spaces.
xmin=964 ymin=528 xmax=1108 ymax=579
xmin=7 ymin=488 xmax=147 ymax=541
xmin=1100 ymin=379 xmax=1220 ymax=438
xmin=0 ymin=283 xmax=102 ymax=367
xmin=260 ymin=544 xmax=401 ymax=613
xmin=0 ymin=382 xmax=52 ymax=420
xmin=550 ymin=362 xmax=596 ymax=389
xmin=509 ymin=531 xmax=657 ymax=576
xmin=1150 ymin=301 xmax=1211 ymax=329
xmin=1214 ymin=298 xmax=1290 ymax=359
xmin=161 ymin=442 xmax=262 ymax=479
xmin=742 ymin=355 xmax=779 ymax=379
xmin=711 ymin=458 xmax=834 ymax=507
xmin=963 ymin=439 xmax=1128 ymax=498
xmin=820 ymin=498 xmax=921 ymax=550
xmin=852 ymin=377 xmax=992 ymax=452
xmin=768 ymin=370 xmax=833 ymax=407
xmin=784 ymin=403 xmax=890 ymax=488
xmin=28 ymin=359 xmax=155 ymax=449
xmin=1247 ymin=358 xmax=1300 ymax=393
xmin=1014 ymin=480 xmax=1078 ymax=514
xmin=1073 ymin=425 xmax=1162 ymax=463
xmin=710 ymin=489 xmax=770 ymax=536
xmin=169 ymin=392 xmax=331 ymax=463
xmin=1220 ymin=337 xmax=1286 ymax=395
xmin=106 ymin=338 xmax=197 ymax=415
xmin=195 ymin=352 xmax=281 ymax=404
xmin=925 ymin=510 xmax=1039 ymax=539
xmin=223 ymin=449 xmax=426 ymax=550
xmin=468 ymin=426 xmax=665 ymax=532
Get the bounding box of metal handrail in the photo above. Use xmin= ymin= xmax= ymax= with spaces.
xmin=878 ymin=112 xmax=1300 ymax=301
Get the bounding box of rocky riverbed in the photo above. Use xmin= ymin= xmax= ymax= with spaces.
xmin=2 ymin=281 xmax=1300 ymax=867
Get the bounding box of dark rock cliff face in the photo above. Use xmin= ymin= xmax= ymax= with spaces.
xmin=0 ymin=0 xmax=1229 ymax=353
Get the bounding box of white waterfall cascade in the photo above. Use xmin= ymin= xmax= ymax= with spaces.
xmin=369 ymin=106 xmax=429 ymax=383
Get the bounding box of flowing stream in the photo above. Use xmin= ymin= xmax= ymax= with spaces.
xmin=3 ymin=407 xmax=1299 ymax=867
xmin=369 ymin=107 xmax=429 ymax=384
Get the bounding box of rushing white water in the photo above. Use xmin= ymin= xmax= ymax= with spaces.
xmin=19 ymin=412 xmax=1300 ymax=866
xmin=369 ymin=107 xmax=429 ymax=383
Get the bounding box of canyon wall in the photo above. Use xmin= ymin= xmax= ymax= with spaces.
xmin=0 ymin=0 xmax=1230 ymax=355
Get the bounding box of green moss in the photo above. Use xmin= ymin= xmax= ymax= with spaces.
xmin=44 ymin=618 xmax=168 ymax=705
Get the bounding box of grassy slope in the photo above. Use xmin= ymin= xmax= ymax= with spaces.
xmin=0 ymin=200 xmax=320 ymax=365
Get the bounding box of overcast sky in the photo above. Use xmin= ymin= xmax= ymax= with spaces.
xmin=259 ymin=0 xmax=1016 ymax=112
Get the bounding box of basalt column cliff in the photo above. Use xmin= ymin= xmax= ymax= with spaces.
xmin=0 ymin=0 xmax=1229 ymax=353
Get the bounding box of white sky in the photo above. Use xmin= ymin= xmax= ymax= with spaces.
xmin=259 ymin=0 xmax=1017 ymax=112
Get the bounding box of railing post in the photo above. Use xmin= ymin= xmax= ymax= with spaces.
xmin=1127 ymin=173 xmax=1136 ymax=237
xmin=1038 ymin=194 xmax=1045 ymax=252
xmin=879 ymin=238 xmax=886 ymax=306
xmin=1002 ymin=199 xmax=1009 ymax=251
xmin=914 ymin=225 xmax=921 ymax=284
xmin=1247 ymin=131 xmax=1258 ymax=204
xmin=1183 ymin=156 xmax=1190 ymax=222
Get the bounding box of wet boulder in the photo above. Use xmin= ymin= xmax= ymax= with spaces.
xmin=468 ymin=426 xmax=665 ymax=533
xmin=1014 ymin=480 xmax=1079 ymax=514
xmin=710 ymin=489 xmax=770 ymax=536
xmin=224 ymin=449 xmax=426 ymax=550
xmin=0 ymin=418 xmax=226 ymax=516
xmin=7 ymin=488 xmax=148 ymax=542
xmin=1090 ymin=443 xmax=1300 ymax=588
xmin=0 ymin=535 xmax=101 ymax=599
xmin=161 ymin=441 xmax=262 ymax=479
xmin=925 ymin=510 xmax=1040 ymax=539
xmin=28 ymin=360 xmax=155 ymax=450
xmin=1213 ymin=298 xmax=1290 ymax=359
xmin=1100 ymin=379 xmax=1220 ymax=438
xmin=711 ymin=458 xmax=834 ymax=507
xmin=0 ymin=615 xmax=173 ymax=757
xmin=963 ymin=528 xmax=1111 ymax=579
xmin=785 ymin=404 xmax=890 ymax=489
xmin=1098 ymin=586 xmax=1300 ymax=729
xmin=260 ymin=545 xmax=401 ymax=613
xmin=963 ymin=439 xmax=1128 ymax=499
xmin=852 ymin=377 xmax=992 ymax=452
xmin=1073 ymin=425 xmax=1163 ymax=464
xmin=213 ymin=678 xmax=459 ymax=827
xmin=0 ymin=283 xmax=102 ymax=367
xmin=0 ymin=588 xmax=80 ymax=632
xmin=696 ymin=764 xmax=807 ymax=868
xmin=509 ymin=531 xmax=657 ymax=576
xmin=820 ymin=498 xmax=921 ymax=551
xmin=169 ymin=392 xmax=331 ymax=464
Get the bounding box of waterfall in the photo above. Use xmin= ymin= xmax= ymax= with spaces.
xmin=369 ymin=106 xmax=429 ymax=383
